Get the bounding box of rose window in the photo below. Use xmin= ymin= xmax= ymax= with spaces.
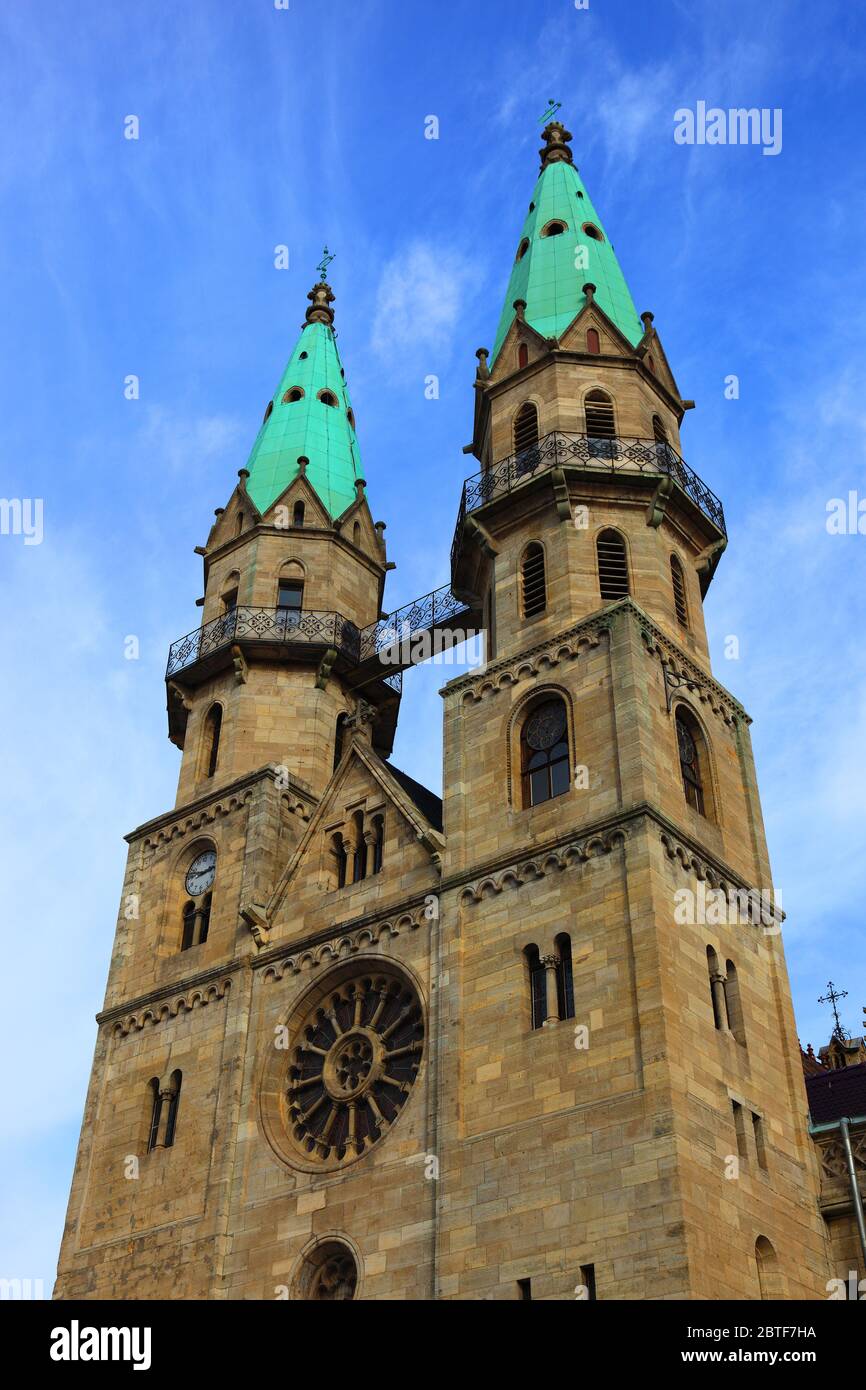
xmin=295 ymin=1241 xmax=359 ymax=1300
xmin=524 ymin=701 xmax=567 ymax=750
xmin=286 ymin=970 xmax=424 ymax=1165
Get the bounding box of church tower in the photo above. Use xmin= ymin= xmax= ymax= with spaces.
xmin=56 ymin=124 xmax=833 ymax=1301
xmin=437 ymin=119 xmax=831 ymax=1300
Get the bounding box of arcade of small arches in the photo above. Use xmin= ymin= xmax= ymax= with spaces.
xmin=331 ymin=807 xmax=385 ymax=889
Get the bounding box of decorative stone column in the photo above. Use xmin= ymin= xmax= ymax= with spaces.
xmin=542 ymin=955 xmax=560 ymax=1026
xmin=710 ymin=969 xmax=729 ymax=1032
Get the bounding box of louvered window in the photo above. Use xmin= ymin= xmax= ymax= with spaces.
xmin=671 ymin=555 xmax=688 ymax=626
xmin=597 ymin=529 xmax=629 ymax=600
xmin=514 ymin=402 xmax=539 ymax=455
xmin=521 ymin=543 xmax=546 ymax=618
xmin=585 ymin=390 xmax=615 ymax=438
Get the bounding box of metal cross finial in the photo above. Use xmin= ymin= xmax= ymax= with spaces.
xmin=818 ymin=981 xmax=850 ymax=1041
xmin=539 ymin=99 xmax=562 ymax=124
xmin=317 ymin=245 xmax=335 ymax=282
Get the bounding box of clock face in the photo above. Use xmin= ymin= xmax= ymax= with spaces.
xmin=185 ymin=850 xmax=216 ymax=897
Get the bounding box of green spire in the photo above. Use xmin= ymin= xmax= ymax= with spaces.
xmin=243 ymin=280 xmax=363 ymax=519
xmin=490 ymin=121 xmax=643 ymax=364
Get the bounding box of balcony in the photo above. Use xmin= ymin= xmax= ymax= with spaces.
xmin=451 ymin=430 xmax=726 ymax=574
xmin=165 ymin=585 xmax=481 ymax=690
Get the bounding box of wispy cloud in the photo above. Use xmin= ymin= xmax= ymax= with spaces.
xmin=370 ymin=240 xmax=480 ymax=367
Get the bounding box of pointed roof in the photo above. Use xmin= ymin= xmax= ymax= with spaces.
xmin=243 ymin=280 xmax=364 ymax=519
xmin=490 ymin=120 xmax=643 ymax=365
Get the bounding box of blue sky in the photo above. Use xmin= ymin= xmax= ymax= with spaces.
xmin=2 ymin=0 xmax=865 ymax=1293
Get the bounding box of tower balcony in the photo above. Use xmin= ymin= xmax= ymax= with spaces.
xmin=165 ymin=585 xmax=483 ymax=748
xmin=451 ymin=430 xmax=726 ymax=581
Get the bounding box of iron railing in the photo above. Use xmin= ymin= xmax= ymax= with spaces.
xmin=165 ymin=585 xmax=476 ymax=686
xmin=166 ymin=606 xmax=361 ymax=677
xmin=358 ymin=585 xmax=475 ymax=662
xmin=452 ymin=430 xmax=726 ymax=570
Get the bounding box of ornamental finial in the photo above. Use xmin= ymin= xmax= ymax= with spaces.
xmin=539 ymin=115 xmax=574 ymax=172
xmin=305 ymin=279 xmax=336 ymax=327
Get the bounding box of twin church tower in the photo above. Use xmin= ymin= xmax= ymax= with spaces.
xmin=56 ymin=121 xmax=832 ymax=1300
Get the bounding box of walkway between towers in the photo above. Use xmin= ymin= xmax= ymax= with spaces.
xmin=165 ymin=582 xmax=485 ymax=696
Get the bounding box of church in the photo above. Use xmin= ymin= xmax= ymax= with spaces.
xmin=54 ymin=119 xmax=865 ymax=1300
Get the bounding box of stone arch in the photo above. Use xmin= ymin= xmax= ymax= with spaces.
xmin=593 ymin=523 xmax=631 ymax=602
xmin=290 ymin=1233 xmax=365 ymax=1301
xmin=505 ymin=681 xmax=575 ymax=809
xmin=672 ymin=700 xmax=719 ymax=824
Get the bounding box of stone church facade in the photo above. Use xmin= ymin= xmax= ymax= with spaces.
xmin=55 ymin=122 xmax=860 ymax=1300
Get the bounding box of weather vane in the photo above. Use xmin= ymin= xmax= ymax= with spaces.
xmin=317 ymin=245 xmax=336 ymax=281
xmin=539 ymin=98 xmax=562 ymax=124
xmin=818 ymin=981 xmax=850 ymax=1041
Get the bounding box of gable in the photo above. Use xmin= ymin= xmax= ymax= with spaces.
xmin=261 ymin=470 xmax=332 ymax=530
xmin=262 ymin=744 xmax=443 ymax=941
xmin=333 ymin=492 xmax=387 ymax=565
xmin=558 ymin=303 xmax=636 ymax=360
xmin=204 ymin=478 xmax=261 ymax=551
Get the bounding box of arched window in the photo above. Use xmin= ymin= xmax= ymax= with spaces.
xmin=181 ymin=900 xmax=196 ymax=952
xmin=755 ymin=1237 xmax=783 ymax=1300
xmin=236 ymin=512 xmax=245 ymax=536
xmin=371 ymin=815 xmax=384 ymax=874
xmin=199 ymin=892 xmax=212 ymax=947
xmin=585 ymin=389 xmax=616 ymax=438
xmin=524 ymin=944 xmax=547 ymax=1029
xmin=518 ymin=343 xmax=529 ymax=369
xmin=515 ymin=237 xmax=529 ymax=262
xmin=318 ymin=389 xmax=338 ymax=408
xmin=540 ymin=219 xmax=567 ymax=237
xmin=586 ymin=328 xmax=600 ymax=354
xmin=333 ymin=833 xmax=348 ymax=889
xmin=596 ymin=529 xmax=630 ymax=600
xmin=670 ymin=554 xmax=688 ymax=627
xmin=263 ymin=400 xmax=274 ymax=424
xmin=582 ymin=222 xmax=604 ymax=241
xmin=652 ymin=414 xmax=668 ymax=444
xmin=555 ymin=934 xmax=575 ymax=1021
xmin=752 ymin=1112 xmax=768 ymax=1169
xmin=297 ymin=1240 xmax=358 ymax=1300
xmin=724 ymin=960 xmax=746 ymax=1046
xmin=146 ymin=1078 xmax=162 ymax=1152
xmin=513 ymin=401 xmax=539 ymax=456
xmin=283 ymin=387 xmax=304 ymax=403
xmin=347 ymin=408 xmax=356 ymax=430
xmin=676 ymin=707 xmax=711 ymax=817
xmin=333 ymin=712 xmax=348 ymax=772
xmin=706 ymin=946 xmax=724 ymax=1031
xmin=220 ymin=572 xmax=239 ymax=614
xmin=521 ymin=543 xmax=546 ymax=618
xmin=352 ymin=810 xmax=367 ymax=883
xmin=277 ymin=575 xmax=303 ymax=629
xmin=164 ymin=1071 xmax=182 ymax=1149
xmin=353 ymin=521 xmax=361 ymax=546
xmin=202 ymin=704 xmax=222 ymax=779
xmin=521 ymin=698 xmax=570 ymax=807
xmin=292 ymin=500 xmax=305 ymax=527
